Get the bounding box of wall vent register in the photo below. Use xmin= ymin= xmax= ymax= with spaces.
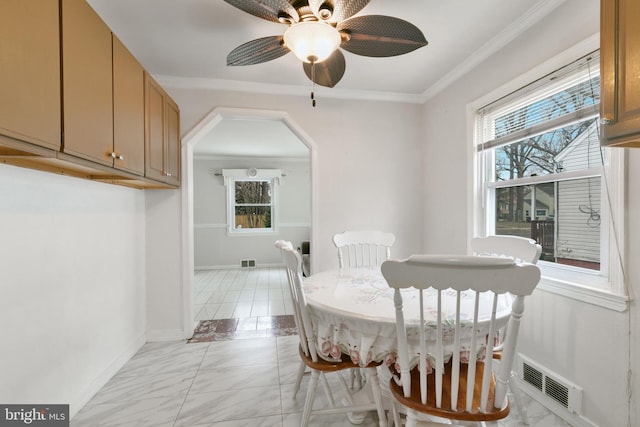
xmin=517 ymin=354 xmax=583 ymax=414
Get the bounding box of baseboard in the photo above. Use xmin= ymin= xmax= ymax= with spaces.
xmin=195 ymin=265 xmax=238 ymax=270
xmin=195 ymin=263 xmax=282 ymax=270
xmin=69 ymin=332 xmax=145 ymax=419
xmin=145 ymin=328 xmax=188 ymax=342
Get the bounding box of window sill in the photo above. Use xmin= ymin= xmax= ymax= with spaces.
xmin=536 ymin=266 xmax=628 ymax=312
xmin=227 ymin=228 xmax=277 ymax=237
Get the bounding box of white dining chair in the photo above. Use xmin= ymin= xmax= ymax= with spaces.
xmin=471 ymin=234 xmax=542 ymax=424
xmin=276 ymin=240 xmax=348 ymax=403
xmin=471 ymin=235 xmax=542 ymax=265
xmin=274 ymin=240 xmax=311 ymax=398
xmin=275 ymin=240 xmax=388 ymax=427
xmin=381 ymin=255 xmax=540 ymax=427
xmin=333 ymin=230 xmax=395 ymax=388
xmin=333 ymin=230 xmax=396 ymax=269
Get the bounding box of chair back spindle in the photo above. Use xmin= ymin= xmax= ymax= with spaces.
xmin=333 ymin=230 xmax=395 ymax=269
xmin=382 ymin=255 xmax=540 ymax=423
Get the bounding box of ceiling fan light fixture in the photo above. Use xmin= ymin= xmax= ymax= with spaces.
xmin=283 ymin=21 xmax=341 ymax=63
xmin=224 ymin=0 xmax=428 ymax=89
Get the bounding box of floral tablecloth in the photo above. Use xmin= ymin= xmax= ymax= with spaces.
xmin=303 ymin=268 xmax=513 ymax=371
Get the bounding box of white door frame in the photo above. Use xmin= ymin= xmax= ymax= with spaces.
xmin=179 ymin=107 xmax=318 ymax=336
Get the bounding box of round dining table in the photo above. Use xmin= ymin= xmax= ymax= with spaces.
xmin=302 ymin=266 xmax=515 ymax=425
xmin=303 ymin=266 xmax=514 ymax=370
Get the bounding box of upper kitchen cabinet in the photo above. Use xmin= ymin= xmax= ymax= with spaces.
xmin=61 ymin=0 xmax=114 ymax=164
xmin=600 ymin=0 xmax=640 ymax=147
xmin=145 ymin=74 xmax=181 ymax=187
xmin=0 ymin=0 xmax=61 ymax=150
xmin=165 ymin=97 xmax=181 ymax=187
xmin=112 ymin=35 xmax=145 ymax=175
xmin=0 ymin=0 xmax=178 ymax=188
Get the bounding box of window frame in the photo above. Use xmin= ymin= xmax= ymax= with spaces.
xmin=222 ymin=168 xmax=281 ymax=236
xmin=468 ymin=38 xmax=628 ymax=312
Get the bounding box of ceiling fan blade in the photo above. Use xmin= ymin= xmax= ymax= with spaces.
xmin=338 ymin=15 xmax=428 ymax=57
xmin=308 ymin=0 xmax=370 ymax=23
xmin=302 ymin=50 xmax=346 ymax=88
xmin=227 ymin=36 xmax=290 ymax=66
xmin=223 ymin=0 xmax=299 ymax=23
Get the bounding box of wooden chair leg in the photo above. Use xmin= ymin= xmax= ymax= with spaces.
xmin=301 ymin=370 xmax=321 ymax=427
xmin=320 ymin=371 xmax=337 ymax=407
xmin=391 ymin=403 xmax=402 ymax=427
xmin=493 ymin=357 xmax=529 ymax=425
xmin=293 ymin=360 xmax=306 ymax=398
xmin=366 ymin=367 xmax=388 ymax=427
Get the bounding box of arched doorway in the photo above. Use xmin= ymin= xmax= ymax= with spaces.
xmin=180 ymin=107 xmax=318 ymax=335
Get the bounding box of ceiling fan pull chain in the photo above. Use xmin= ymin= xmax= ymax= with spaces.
xmin=311 ymin=61 xmax=316 ymax=107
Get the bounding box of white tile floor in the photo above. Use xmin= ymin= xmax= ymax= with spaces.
xmin=71 ymin=268 xmax=572 ymax=426
xmin=72 ymin=335 xmax=571 ymax=427
xmin=193 ymin=268 xmax=294 ymax=322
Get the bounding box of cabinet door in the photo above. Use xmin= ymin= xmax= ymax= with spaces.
xmin=113 ymin=35 xmax=145 ymax=175
xmin=601 ymin=0 xmax=640 ymax=146
xmin=145 ymin=74 xmax=167 ymax=182
xmin=0 ymin=0 xmax=60 ymax=149
xmin=62 ymin=0 xmax=114 ymax=164
xmin=144 ymin=73 xmax=181 ymax=186
xmin=165 ymin=98 xmax=181 ymax=186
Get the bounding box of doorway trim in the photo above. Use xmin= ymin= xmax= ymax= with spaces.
xmin=180 ymin=107 xmax=318 ymax=336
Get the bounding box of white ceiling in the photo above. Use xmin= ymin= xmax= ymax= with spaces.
xmin=87 ymin=0 xmax=567 ymax=157
xmin=192 ymin=116 xmax=310 ymax=158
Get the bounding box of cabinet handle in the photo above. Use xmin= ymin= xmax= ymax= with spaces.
xmin=165 ymin=172 xmax=172 ymax=177
xmin=107 ymin=152 xmax=125 ymax=160
xmin=600 ymin=116 xmax=614 ymax=125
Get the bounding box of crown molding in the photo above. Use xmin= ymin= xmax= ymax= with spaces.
xmin=419 ymin=0 xmax=568 ymax=103
xmin=156 ymin=0 xmax=567 ymax=106
xmin=154 ymin=75 xmax=423 ymax=104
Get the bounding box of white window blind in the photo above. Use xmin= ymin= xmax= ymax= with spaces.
xmin=477 ymin=51 xmax=600 ymax=153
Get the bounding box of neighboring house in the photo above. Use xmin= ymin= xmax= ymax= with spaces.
xmin=523 ymin=186 xmax=554 ymax=221
xmin=553 ymin=122 xmax=602 ymax=268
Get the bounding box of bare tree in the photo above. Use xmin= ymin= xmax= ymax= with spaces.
xmin=493 ymin=77 xmax=599 ymax=222
xmin=235 ymin=181 xmax=271 ymax=228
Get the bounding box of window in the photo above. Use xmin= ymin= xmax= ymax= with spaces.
xmin=473 ymin=50 xmax=627 ymax=310
xmin=223 ymin=169 xmax=281 ymax=235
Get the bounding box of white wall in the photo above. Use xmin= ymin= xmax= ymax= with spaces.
xmin=193 ymin=157 xmax=310 ymax=268
xmin=145 ymin=189 xmax=184 ymax=341
xmin=0 ymin=164 xmax=146 ymax=417
xmin=142 ymin=89 xmax=426 ymax=346
xmin=170 ymin=90 xmax=425 ymax=273
xmin=420 ymin=0 xmax=639 ymax=425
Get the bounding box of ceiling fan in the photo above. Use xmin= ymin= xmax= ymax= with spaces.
xmin=224 ymin=0 xmax=428 ymax=92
